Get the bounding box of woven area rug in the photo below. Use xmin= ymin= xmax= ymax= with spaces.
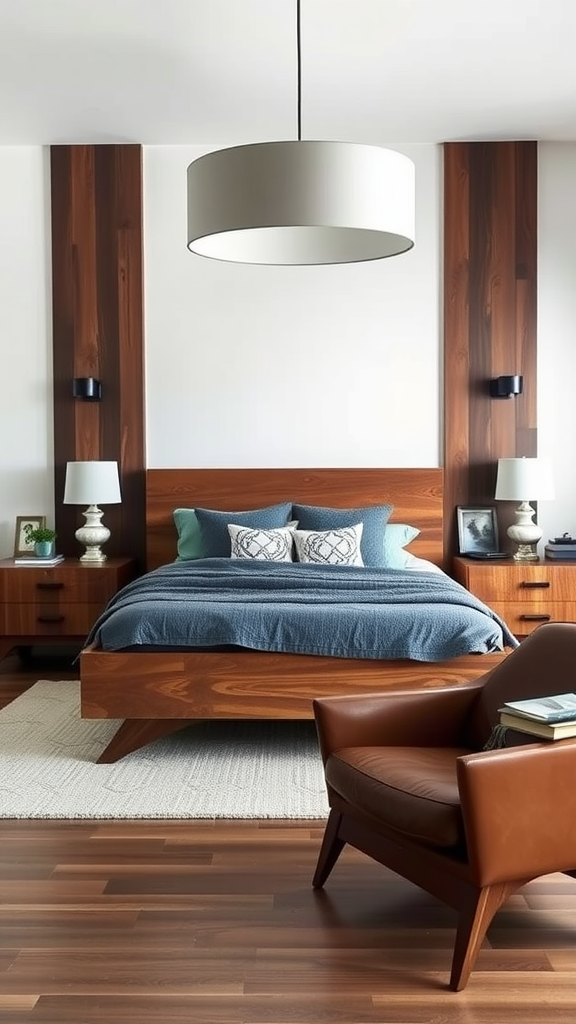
xmin=0 ymin=680 xmax=329 ymax=820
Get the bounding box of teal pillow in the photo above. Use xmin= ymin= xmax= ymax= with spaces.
xmin=173 ymin=509 xmax=204 ymax=561
xmin=291 ymin=502 xmax=392 ymax=568
xmin=174 ymin=503 xmax=292 ymax=560
xmin=383 ymin=523 xmax=420 ymax=568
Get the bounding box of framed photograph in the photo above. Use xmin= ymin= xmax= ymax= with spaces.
xmin=13 ymin=515 xmax=46 ymax=557
xmin=457 ymin=506 xmax=499 ymax=555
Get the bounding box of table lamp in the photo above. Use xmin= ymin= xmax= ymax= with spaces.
xmin=495 ymin=457 xmax=554 ymax=562
xmin=63 ymin=460 xmax=121 ymax=563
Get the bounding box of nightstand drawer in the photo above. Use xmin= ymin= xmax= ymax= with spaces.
xmin=454 ymin=562 xmax=576 ymax=602
xmin=489 ymin=601 xmax=576 ymax=635
xmin=0 ymin=603 xmax=103 ymax=636
xmin=0 ymin=556 xmax=136 ymax=665
xmin=0 ymin=566 xmax=120 ymax=604
xmin=453 ymin=557 xmax=576 ymax=640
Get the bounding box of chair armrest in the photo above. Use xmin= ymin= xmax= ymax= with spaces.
xmin=313 ymin=684 xmax=483 ymax=763
xmin=457 ymin=740 xmax=576 ymax=886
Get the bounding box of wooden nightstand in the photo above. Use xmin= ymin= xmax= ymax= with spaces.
xmin=0 ymin=556 xmax=136 ymax=664
xmin=453 ymin=556 xmax=576 ymax=637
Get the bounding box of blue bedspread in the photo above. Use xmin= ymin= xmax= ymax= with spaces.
xmin=86 ymin=559 xmax=518 ymax=662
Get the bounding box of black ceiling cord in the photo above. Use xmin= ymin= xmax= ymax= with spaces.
xmin=297 ymin=0 xmax=302 ymax=141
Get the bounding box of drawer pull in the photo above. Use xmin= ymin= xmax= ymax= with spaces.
xmin=36 ymin=581 xmax=64 ymax=590
xmin=520 ymin=580 xmax=550 ymax=589
xmin=520 ymin=613 xmax=551 ymax=622
xmin=37 ymin=614 xmax=65 ymax=623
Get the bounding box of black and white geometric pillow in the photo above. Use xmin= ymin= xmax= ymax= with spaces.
xmin=293 ymin=523 xmax=364 ymax=566
xmin=228 ymin=523 xmax=296 ymax=562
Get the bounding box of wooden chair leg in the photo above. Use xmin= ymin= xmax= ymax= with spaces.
xmin=450 ymin=880 xmax=521 ymax=991
xmin=312 ymin=808 xmax=346 ymax=888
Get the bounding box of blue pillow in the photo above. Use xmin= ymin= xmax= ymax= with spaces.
xmin=194 ymin=502 xmax=292 ymax=558
xmin=291 ymin=502 xmax=392 ymax=568
xmin=383 ymin=523 xmax=420 ymax=568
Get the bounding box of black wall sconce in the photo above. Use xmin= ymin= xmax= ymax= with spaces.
xmin=73 ymin=377 xmax=102 ymax=401
xmin=489 ymin=374 xmax=523 ymax=399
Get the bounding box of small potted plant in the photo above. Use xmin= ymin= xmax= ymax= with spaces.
xmin=24 ymin=524 xmax=57 ymax=558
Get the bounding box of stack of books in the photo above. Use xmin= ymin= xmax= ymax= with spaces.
xmin=544 ymin=536 xmax=576 ymax=560
xmin=499 ymin=692 xmax=576 ymax=739
xmin=13 ymin=554 xmax=64 ymax=567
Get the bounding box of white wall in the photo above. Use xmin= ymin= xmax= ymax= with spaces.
xmin=0 ymin=147 xmax=53 ymax=559
xmin=537 ymin=143 xmax=576 ymax=543
xmin=143 ymin=143 xmax=442 ymax=468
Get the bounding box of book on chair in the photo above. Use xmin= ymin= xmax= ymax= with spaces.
xmin=498 ymin=692 xmax=576 ymax=740
xmin=498 ymin=712 xmax=576 ymax=741
xmin=500 ymin=692 xmax=576 ymax=722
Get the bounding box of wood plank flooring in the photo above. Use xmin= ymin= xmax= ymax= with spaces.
xmin=2 ymin=654 xmax=576 ymax=1022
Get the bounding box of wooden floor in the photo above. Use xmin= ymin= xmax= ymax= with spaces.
xmin=2 ymin=654 xmax=576 ymax=1023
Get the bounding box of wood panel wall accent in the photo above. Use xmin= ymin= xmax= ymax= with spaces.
xmin=145 ymin=467 xmax=444 ymax=570
xmin=50 ymin=145 xmax=146 ymax=569
xmin=443 ymin=142 xmax=538 ymax=556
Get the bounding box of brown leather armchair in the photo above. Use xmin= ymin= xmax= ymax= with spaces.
xmin=312 ymin=622 xmax=576 ymax=990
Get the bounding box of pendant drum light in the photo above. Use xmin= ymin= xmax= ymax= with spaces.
xmin=186 ymin=2 xmax=415 ymax=266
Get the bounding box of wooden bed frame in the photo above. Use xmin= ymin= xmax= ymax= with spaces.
xmin=80 ymin=468 xmax=509 ymax=763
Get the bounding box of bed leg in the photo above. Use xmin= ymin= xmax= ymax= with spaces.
xmin=96 ymin=718 xmax=194 ymax=764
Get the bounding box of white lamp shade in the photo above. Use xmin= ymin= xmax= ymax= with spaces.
xmin=63 ymin=461 xmax=121 ymax=505
xmin=187 ymin=141 xmax=415 ymax=265
xmin=495 ymin=457 xmax=555 ymax=501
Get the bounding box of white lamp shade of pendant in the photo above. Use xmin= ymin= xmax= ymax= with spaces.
xmin=494 ymin=458 xmax=555 ymax=501
xmin=187 ymin=141 xmax=415 ymax=265
xmin=63 ymin=461 xmax=122 ymax=505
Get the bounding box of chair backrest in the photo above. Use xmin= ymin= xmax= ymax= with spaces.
xmin=463 ymin=622 xmax=576 ymax=749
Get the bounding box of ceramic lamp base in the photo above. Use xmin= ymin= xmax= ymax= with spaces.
xmin=75 ymin=504 xmax=110 ymax=563
xmin=512 ymin=543 xmax=540 ymax=562
xmin=507 ymin=501 xmax=542 ymax=563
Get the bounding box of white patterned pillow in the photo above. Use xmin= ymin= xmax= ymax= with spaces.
xmin=293 ymin=523 xmax=364 ymax=566
xmin=228 ymin=523 xmax=296 ymax=562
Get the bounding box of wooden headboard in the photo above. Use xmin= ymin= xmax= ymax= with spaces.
xmin=146 ymin=468 xmax=444 ymax=571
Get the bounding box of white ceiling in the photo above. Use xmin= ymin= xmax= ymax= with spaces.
xmin=1 ymin=0 xmax=575 ymax=147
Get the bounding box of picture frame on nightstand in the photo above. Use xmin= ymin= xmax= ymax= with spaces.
xmin=13 ymin=515 xmax=46 ymax=557
xmin=457 ymin=506 xmax=499 ymax=555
